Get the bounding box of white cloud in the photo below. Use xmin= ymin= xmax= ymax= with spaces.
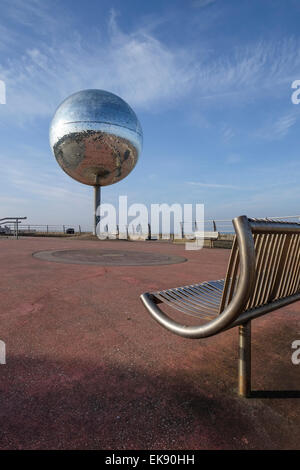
xmin=226 ymin=154 xmax=241 ymax=164
xmin=194 ymin=39 xmax=300 ymax=102
xmin=0 ymin=6 xmax=197 ymax=119
xmin=192 ymin=0 xmax=216 ymax=7
xmin=187 ymin=181 xmax=247 ymax=190
xmin=0 ymin=0 xmax=62 ymax=33
xmin=221 ymin=125 xmax=235 ymax=142
xmin=255 ymin=111 xmax=298 ymax=140
xmin=272 ymin=113 xmax=297 ymax=138
xmin=1 ymin=3 xmax=300 ymax=123
xmin=0 ymin=157 xmax=90 ymax=203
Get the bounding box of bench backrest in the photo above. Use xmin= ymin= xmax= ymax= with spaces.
xmin=203 ymin=231 xmax=219 ymax=239
xmin=219 ymin=218 xmax=300 ymax=314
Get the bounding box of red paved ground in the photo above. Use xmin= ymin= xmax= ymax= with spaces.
xmin=0 ymin=236 xmax=299 ymax=449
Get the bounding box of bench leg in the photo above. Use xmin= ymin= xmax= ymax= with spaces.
xmin=238 ymin=321 xmax=251 ymax=397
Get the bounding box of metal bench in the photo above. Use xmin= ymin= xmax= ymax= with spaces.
xmin=140 ymin=215 xmax=300 ymax=397
xmin=202 ymin=231 xmax=219 ymax=248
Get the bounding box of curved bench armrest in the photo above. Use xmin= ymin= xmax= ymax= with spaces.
xmin=140 ymin=215 xmax=256 ymax=339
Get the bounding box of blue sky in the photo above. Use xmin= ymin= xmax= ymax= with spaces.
xmin=1 ymin=0 xmax=300 ymax=227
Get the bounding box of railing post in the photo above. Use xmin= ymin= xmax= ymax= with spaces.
xmin=238 ymin=321 xmax=251 ymax=397
xmin=148 ymin=223 xmax=151 ymax=240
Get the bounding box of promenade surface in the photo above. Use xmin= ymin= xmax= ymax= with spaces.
xmin=0 ymin=236 xmax=299 ymax=449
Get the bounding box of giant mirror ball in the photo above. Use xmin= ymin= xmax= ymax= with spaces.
xmin=49 ymin=89 xmax=143 ymax=186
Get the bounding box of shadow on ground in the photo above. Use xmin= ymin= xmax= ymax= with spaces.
xmin=0 ymin=354 xmax=299 ymax=450
xmin=250 ymin=390 xmax=300 ymax=398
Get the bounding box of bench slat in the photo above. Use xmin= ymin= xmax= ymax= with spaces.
xmin=152 ymin=280 xmax=223 ymax=319
xmin=141 ymin=215 xmax=300 ymax=340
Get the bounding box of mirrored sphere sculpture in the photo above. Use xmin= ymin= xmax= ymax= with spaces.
xmin=49 ymin=89 xmax=143 ymax=186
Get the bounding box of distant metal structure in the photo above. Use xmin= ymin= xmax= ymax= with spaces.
xmin=49 ymin=89 xmax=143 ymax=235
xmin=0 ymin=217 xmax=27 ymax=239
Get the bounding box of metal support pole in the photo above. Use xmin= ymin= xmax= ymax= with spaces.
xmin=94 ymin=184 xmax=101 ymax=236
xmin=238 ymin=321 xmax=251 ymax=397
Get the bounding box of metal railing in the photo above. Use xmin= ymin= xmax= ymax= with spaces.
xmin=206 ymin=215 xmax=300 ymax=233
xmin=0 ymin=217 xmax=27 ymax=239
xmin=2 ymin=215 xmax=300 ymax=239
xmin=1 ymin=224 xmax=89 ymax=234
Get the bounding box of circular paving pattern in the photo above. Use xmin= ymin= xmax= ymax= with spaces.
xmin=32 ymin=249 xmax=187 ymax=266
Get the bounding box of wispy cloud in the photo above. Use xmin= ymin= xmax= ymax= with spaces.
xmin=187 ymin=181 xmax=249 ymax=190
xmin=0 ymin=157 xmax=90 ymax=202
xmin=192 ymin=0 xmax=216 ymax=8
xmin=255 ymin=111 xmax=298 ymax=140
xmin=221 ymin=125 xmax=235 ymax=142
xmin=1 ymin=2 xmax=300 ymax=123
xmin=195 ymin=38 xmax=300 ymax=102
xmin=226 ymin=154 xmax=242 ymax=164
xmin=0 ymin=6 xmax=197 ymax=119
xmin=0 ymin=0 xmax=62 ymax=34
